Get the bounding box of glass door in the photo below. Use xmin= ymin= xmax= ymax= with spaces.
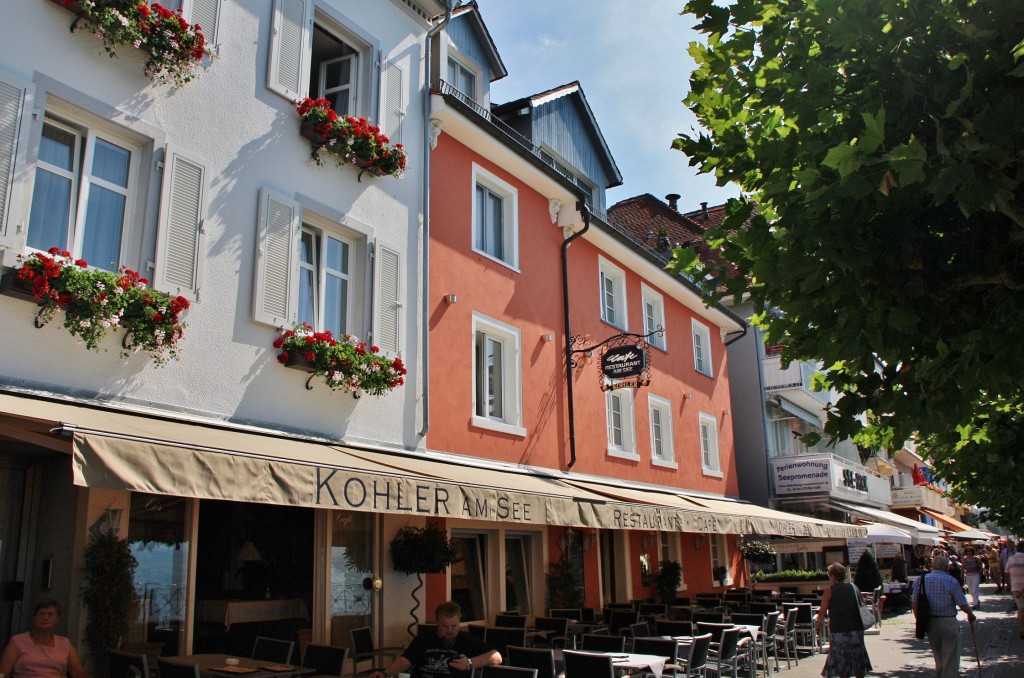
xmin=328 ymin=511 xmax=375 ymax=647
xmin=127 ymin=493 xmax=193 ymax=656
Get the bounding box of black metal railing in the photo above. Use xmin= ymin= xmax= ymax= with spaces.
xmin=438 ymin=80 xmax=579 ymax=185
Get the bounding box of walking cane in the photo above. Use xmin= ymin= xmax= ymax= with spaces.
xmin=968 ymin=615 xmax=983 ymax=678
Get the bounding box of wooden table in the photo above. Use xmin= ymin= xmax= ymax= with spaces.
xmin=161 ymin=654 xmax=314 ymax=678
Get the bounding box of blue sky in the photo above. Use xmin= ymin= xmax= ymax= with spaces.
xmin=473 ymin=0 xmax=740 ymax=214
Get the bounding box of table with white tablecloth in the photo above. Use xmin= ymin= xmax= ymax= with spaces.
xmin=194 ymin=599 xmax=310 ymax=628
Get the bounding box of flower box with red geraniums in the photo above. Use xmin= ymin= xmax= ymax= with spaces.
xmin=58 ymin=0 xmax=206 ymax=86
xmin=275 ymin=322 xmax=406 ymax=397
xmin=7 ymin=247 xmax=189 ymax=365
xmin=296 ymin=98 xmax=408 ymax=179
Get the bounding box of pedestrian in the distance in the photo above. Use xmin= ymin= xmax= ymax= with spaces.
xmin=985 ymin=545 xmax=1001 ymax=594
xmin=962 ymin=547 xmax=983 ymax=609
xmin=814 ymin=562 xmax=872 ymax=678
xmin=1001 ymin=540 xmax=1014 ymax=592
xmin=912 ymin=551 xmax=977 ymax=678
xmin=1006 ymin=542 xmax=1024 ymax=640
xmin=947 ymin=554 xmax=966 ymax=589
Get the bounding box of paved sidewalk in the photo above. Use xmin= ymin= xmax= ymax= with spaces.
xmin=767 ymin=582 xmax=1022 ymax=677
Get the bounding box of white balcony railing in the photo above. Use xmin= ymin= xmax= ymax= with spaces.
xmin=763 ymin=356 xmax=836 ymax=416
xmin=890 ymin=484 xmax=953 ymax=515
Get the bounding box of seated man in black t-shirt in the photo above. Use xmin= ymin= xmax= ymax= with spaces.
xmin=370 ymin=601 xmax=501 ymax=678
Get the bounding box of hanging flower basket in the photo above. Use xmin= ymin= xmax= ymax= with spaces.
xmin=274 ymin=322 xmax=407 ymax=396
xmin=296 ymin=98 xmax=407 ymax=179
xmin=58 ymin=0 xmax=206 ymax=86
xmin=6 ymin=247 xmax=189 ymax=364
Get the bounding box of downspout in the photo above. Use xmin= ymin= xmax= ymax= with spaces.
xmin=562 ymin=202 xmax=592 ymax=468
xmin=420 ymin=1 xmax=455 ymax=437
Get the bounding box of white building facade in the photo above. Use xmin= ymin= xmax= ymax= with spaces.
xmin=0 ymin=0 xmax=440 ymax=661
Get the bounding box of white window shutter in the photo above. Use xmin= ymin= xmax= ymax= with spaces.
xmin=382 ymin=60 xmax=404 ymax=145
xmin=374 ymin=241 xmax=401 ymax=355
xmin=154 ymin=145 xmax=206 ymax=301
xmin=267 ymin=0 xmax=310 ymax=101
xmin=0 ymin=74 xmax=33 ymax=248
xmin=253 ymin=188 xmax=300 ymax=327
xmin=184 ymin=0 xmax=221 ymax=50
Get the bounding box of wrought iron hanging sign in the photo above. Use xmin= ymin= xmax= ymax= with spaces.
xmin=570 ymin=327 xmax=660 ymax=391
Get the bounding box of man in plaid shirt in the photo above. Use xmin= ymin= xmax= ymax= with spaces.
xmin=912 ymin=551 xmax=976 ymax=678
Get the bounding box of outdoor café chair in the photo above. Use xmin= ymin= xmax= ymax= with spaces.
xmin=252 ymin=636 xmax=295 ymax=665
xmin=506 ymin=646 xmax=558 ymax=678
xmin=531 ymin=616 xmax=571 ymax=649
xmin=581 ymin=633 xmax=626 ymax=652
xmin=156 ymin=659 xmax=199 ymax=678
xmin=484 ymin=626 xmax=527 ymax=659
xmin=107 ymin=649 xmax=150 ymax=678
xmin=703 ymin=627 xmax=740 ymax=678
xmin=496 ymin=613 xmax=529 ymax=629
xmin=301 ymin=643 xmax=349 ymax=677
xmin=562 ymin=650 xmax=615 ymax=678
xmin=481 ymin=666 xmax=538 ymax=678
xmin=632 ymin=637 xmax=680 ymax=676
xmin=773 ymin=608 xmax=800 ymax=669
xmin=656 ymin=619 xmax=693 ymax=637
xmin=350 ymin=626 xmax=402 ymax=676
xmin=678 ymin=632 xmax=712 ymax=677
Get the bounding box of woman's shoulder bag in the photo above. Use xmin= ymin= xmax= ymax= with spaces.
xmin=915 ymin=574 xmax=931 ymax=640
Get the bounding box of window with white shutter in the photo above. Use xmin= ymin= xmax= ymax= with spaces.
xmin=382 ymin=60 xmax=404 ymax=146
xmin=374 ymin=243 xmax=401 ymax=355
xmin=253 ymin=188 xmax=300 ymax=327
xmin=184 ymin=0 xmax=222 ymax=50
xmin=0 ymin=73 xmax=33 ymax=248
xmin=253 ymin=190 xmax=377 ymax=340
xmin=154 ymin=146 xmax=207 ymax=301
xmin=267 ymin=1 xmax=380 ymax=120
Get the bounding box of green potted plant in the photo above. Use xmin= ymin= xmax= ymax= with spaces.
xmin=713 ymin=564 xmax=729 ymax=586
xmin=5 ymin=248 xmax=189 ymax=364
xmin=740 ymin=540 xmax=777 ymax=564
xmin=296 ymin=98 xmax=408 ymax=179
xmin=61 ymin=0 xmax=206 ymax=85
xmin=654 ymin=560 xmax=682 ymax=604
xmin=854 ymin=550 xmax=883 ymax=593
xmin=275 ymin=322 xmax=407 ymax=396
xmin=390 ymin=524 xmax=458 ymax=637
xmin=546 ymin=555 xmax=584 ymax=611
xmin=80 ymin=532 xmax=139 ymax=672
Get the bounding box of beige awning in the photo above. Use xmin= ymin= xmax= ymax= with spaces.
xmin=0 ymin=390 xmax=863 ymax=537
xmin=563 ymin=479 xmax=866 ymax=539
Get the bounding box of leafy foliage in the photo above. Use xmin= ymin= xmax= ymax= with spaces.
xmin=13 ymin=248 xmax=189 ymax=363
xmin=740 ymin=540 xmax=778 ymax=564
xmin=81 ymin=532 xmax=139 ymax=658
xmin=389 ymin=524 xmax=458 ymax=575
xmin=712 ymin=564 xmax=729 ymax=583
xmin=673 ymin=0 xmax=1024 ymax=526
xmin=751 ymin=569 xmax=829 ymax=583
xmin=66 ymin=0 xmax=206 ymax=85
xmin=275 ymin=322 xmax=407 ymax=396
xmin=655 ymin=560 xmax=683 ymax=604
xmin=297 ymin=98 xmax=408 ymax=178
xmin=854 ymin=550 xmax=883 ymax=592
xmin=546 ymin=555 xmax=585 ymax=610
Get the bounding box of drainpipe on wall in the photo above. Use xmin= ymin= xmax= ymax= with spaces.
xmin=562 ymin=202 xmax=592 ymax=469
xmin=419 ymin=1 xmax=456 ymax=437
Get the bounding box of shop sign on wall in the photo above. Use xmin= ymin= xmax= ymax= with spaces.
xmin=599 ymin=340 xmax=652 ymax=391
xmin=601 ymin=345 xmax=647 ymax=389
xmin=773 ymin=457 xmax=831 ymax=494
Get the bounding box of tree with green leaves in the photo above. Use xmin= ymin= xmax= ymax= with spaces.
xmin=854 ymin=550 xmax=883 ymax=594
xmin=671 ymin=0 xmax=1024 ymax=530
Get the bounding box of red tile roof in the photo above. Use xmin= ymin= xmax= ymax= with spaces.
xmin=606 ymin=194 xmax=738 ymax=279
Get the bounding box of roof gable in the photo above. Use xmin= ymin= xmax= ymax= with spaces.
xmin=446 ymin=2 xmax=507 ymax=82
xmin=494 ymin=82 xmax=623 ymax=190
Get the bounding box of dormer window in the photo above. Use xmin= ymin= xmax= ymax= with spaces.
xmin=447 ymin=57 xmax=477 ymax=99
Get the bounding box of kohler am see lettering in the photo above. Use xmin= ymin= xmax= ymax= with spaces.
xmin=314 ymin=469 xmax=533 ymax=521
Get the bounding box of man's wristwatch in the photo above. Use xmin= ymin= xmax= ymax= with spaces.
xmin=467 ymin=658 xmax=473 ymax=671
